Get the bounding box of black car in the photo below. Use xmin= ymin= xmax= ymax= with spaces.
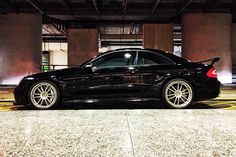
xmin=14 ymin=48 xmax=221 ymax=109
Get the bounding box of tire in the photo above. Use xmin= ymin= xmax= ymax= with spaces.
xmin=162 ymin=78 xmax=194 ymax=109
xmin=28 ymin=81 xmax=60 ymax=109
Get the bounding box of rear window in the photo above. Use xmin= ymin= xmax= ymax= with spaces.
xmin=137 ymin=51 xmax=174 ymax=65
xmin=146 ymin=49 xmax=190 ymax=64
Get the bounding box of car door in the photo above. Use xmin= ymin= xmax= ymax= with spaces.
xmin=64 ymin=65 xmax=113 ymax=99
xmin=108 ymin=51 xmax=142 ymax=98
xmin=67 ymin=51 xmax=138 ymax=99
xmin=136 ymin=50 xmax=175 ymax=97
xmin=91 ymin=51 xmax=139 ymax=98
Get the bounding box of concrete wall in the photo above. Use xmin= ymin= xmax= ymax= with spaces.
xmin=0 ymin=13 xmax=42 ymax=85
xmin=232 ymin=24 xmax=236 ymax=65
xmin=143 ymin=24 xmax=173 ymax=52
xmin=182 ymin=13 xmax=232 ymax=83
xmin=68 ymin=29 xmax=98 ymax=65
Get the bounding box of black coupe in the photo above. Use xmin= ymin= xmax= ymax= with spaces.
xmin=14 ymin=48 xmax=221 ymax=109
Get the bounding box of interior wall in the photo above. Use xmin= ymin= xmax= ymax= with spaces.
xmin=0 ymin=13 xmax=42 ymax=85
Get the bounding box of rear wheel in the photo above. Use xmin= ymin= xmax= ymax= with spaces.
xmin=28 ymin=81 xmax=60 ymax=109
xmin=162 ymin=79 xmax=194 ymax=109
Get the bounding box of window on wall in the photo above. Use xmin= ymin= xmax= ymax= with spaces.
xmin=42 ymin=42 xmax=68 ymax=71
xmin=42 ymin=51 xmax=50 ymax=72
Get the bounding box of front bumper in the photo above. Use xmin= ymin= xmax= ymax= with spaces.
xmin=14 ymin=87 xmax=28 ymax=105
xmin=13 ymin=79 xmax=33 ymax=105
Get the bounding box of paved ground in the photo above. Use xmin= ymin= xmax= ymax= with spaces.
xmin=0 ymin=87 xmax=236 ymax=157
xmin=0 ymin=109 xmax=235 ymax=157
xmin=1 ymin=100 xmax=236 ymax=110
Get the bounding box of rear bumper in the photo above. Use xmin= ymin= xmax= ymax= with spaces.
xmin=195 ymin=79 xmax=221 ymax=101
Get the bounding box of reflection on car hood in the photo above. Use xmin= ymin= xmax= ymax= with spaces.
xmin=26 ymin=67 xmax=79 ymax=78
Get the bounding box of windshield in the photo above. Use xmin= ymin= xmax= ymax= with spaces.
xmin=79 ymin=53 xmax=107 ymax=67
xmin=79 ymin=58 xmax=95 ymax=67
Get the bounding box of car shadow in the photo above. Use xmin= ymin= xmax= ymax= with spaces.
xmin=12 ymin=100 xmax=216 ymax=110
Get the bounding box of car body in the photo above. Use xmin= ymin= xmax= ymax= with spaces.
xmin=14 ymin=48 xmax=221 ymax=109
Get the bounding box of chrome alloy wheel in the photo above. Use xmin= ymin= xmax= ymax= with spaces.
xmin=164 ymin=80 xmax=193 ymax=108
xmin=30 ymin=82 xmax=57 ymax=109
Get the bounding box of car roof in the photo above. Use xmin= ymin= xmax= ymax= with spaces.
xmin=100 ymin=48 xmax=167 ymax=55
xmin=95 ymin=48 xmax=189 ymax=64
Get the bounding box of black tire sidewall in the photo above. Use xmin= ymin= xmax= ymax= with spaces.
xmin=162 ymin=78 xmax=194 ymax=109
xmin=28 ymin=80 xmax=60 ymax=110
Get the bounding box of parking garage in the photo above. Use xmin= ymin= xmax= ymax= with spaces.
xmin=0 ymin=0 xmax=236 ymax=156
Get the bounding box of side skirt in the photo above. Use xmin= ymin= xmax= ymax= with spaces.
xmin=64 ymin=97 xmax=160 ymax=104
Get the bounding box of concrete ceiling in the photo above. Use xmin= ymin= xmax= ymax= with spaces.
xmin=0 ymin=0 xmax=235 ymax=24
xmin=1 ymin=0 xmax=232 ymax=45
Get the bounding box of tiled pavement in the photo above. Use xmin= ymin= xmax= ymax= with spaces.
xmin=0 ymin=87 xmax=236 ymax=157
xmin=0 ymin=110 xmax=235 ymax=157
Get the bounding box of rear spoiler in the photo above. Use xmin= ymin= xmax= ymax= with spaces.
xmin=196 ymin=57 xmax=220 ymax=66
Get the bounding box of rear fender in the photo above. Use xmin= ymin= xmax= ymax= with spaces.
xmin=157 ymin=75 xmax=197 ymax=101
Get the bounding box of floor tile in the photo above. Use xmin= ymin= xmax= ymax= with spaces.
xmin=73 ymin=126 xmax=134 ymax=157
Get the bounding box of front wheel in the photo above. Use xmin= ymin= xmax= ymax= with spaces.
xmin=28 ymin=81 xmax=60 ymax=109
xmin=162 ymin=79 xmax=194 ymax=109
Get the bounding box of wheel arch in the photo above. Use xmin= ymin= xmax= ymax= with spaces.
xmin=27 ymin=78 xmax=63 ymax=104
xmin=159 ymin=76 xmax=196 ymax=101
xmin=31 ymin=78 xmax=62 ymax=92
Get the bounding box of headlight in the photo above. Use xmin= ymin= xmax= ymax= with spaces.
xmin=25 ymin=77 xmax=35 ymax=80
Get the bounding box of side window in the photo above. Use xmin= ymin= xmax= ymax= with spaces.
xmin=92 ymin=51 xmax=136 ymax=68
xmin=137 ymin=51 xmax=173 ymax=65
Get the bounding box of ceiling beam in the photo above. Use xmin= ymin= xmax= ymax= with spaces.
xmin=42 ymin=36 xmax=67 ymax=42
xmin=150 ymin=0 xmax=161 ymax=16
xmin=100 ymin=34 xmax=142 ymax=40
xmin=27 ymin=0 xmax=46 ymax=15
xmin=100 ymin=33 xmax=181 ymax=40
xmin=92 ymin=0 xmax=100 ymax=15
xmin=0 ymin=0 xmax=19 ymax=14
xmin=0 ymin=6 xmax=7 ymax=14
xmin=176 ymin=0 xmax=193 ymax=15
xmin=123 ymin=0 xmax=128 ymax=16
xmin=92 ymin=0 xmax=102 ymax=20
xmin=65 ymin=19 xmax=173 ymax=25
xmin=101 ymin=41 xmax=142 ymax=47
xmin=231 ymin=0 xmax=236 ymax=14
xmin=102 ymin=0 xmax=110 ymax=6
xmin=61 ymin=0 xmax=73 ymax=15
xmin=203 ymin=0 xmax=222 ymax=13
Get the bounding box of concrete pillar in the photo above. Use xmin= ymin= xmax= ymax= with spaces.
xmin=182 ymin=13 xmax=232 ymax=84
xmin=68 ymin=29 xmax=98 ymax=65
xmin=143 ymin=24 xmax=173 ymax=52
xmin=0 ymin=13 xmax=42 ymax=85
xmin=232 ymin=24 xmax=236 ymax=65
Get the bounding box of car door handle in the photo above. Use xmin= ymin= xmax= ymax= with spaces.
xmin=128 ymin=68 xmax=138 ymax=74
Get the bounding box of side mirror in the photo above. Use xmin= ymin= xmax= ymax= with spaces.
xmin=85 ymin=64 xmax=92 ymax=68
xmin=84 ymin=64 xmax=93 ymax=72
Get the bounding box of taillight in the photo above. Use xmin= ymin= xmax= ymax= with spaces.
xmin=206 ymin=67 xmax=217 ymax=78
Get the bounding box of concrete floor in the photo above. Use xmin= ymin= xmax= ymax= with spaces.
xmin=0 ymin=109 xmax=236 ymax=157
xmin=0 ymin=87 xmax=236 ymax=157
